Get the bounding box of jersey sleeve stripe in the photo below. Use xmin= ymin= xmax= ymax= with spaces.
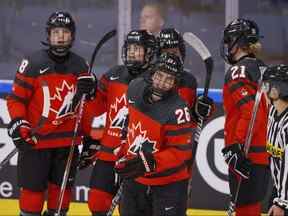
xmin=14 ymin=77 xmax=34 ymax=91
xmin=166 ymin=144 xmax=192 ymax=151
xmin=145 ymin=163 xmax=186 ymax=178
xmin=35 ymin=131 xmax=79 ymax=140
xmin=8 ymin=94 xmax=29 ymax=105
xmin=236 ymin=95 xmax=255 ymax=107
xmin=165 ymin=127 xmax=194 ymax=136
xmin=229 ymin=81 xmax=257 ymax=93
xmin=249 ymin=146 xmax=267 ymax=153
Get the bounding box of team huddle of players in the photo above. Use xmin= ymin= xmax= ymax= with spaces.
xmin=5 ymin=10 xmax=288 ymax=216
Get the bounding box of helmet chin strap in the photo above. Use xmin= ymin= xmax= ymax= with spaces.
xmin=50 ymin=46 xmax=70 ymax=56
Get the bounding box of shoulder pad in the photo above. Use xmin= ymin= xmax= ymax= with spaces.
xmin=68 ymin=52 xmax=89 ymax=74
xmin=180 ymin=70 xmax=197 ymax=89
xmin=104 ymin=65 xmax=128 ymax=80
xmin=225 ymin=57 xmax=265 ymax=83
xmin=127 ymin=77 xmax=145 ymax=99
xmin=17 ymin=50 xmax=49 ymax=77
xmin=167 ymin=95 xmax=191 ymax=125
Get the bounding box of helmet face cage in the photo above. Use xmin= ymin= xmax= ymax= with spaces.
xmin=149 ymin=52 xmax=183 ymax=99
xmin=46 ymin=11 xmax=76 ymax=55
xmin=263 ymin=64 xmax=288 ymax=99
xmin=220 ymin=18 xmax=260 ymax=64
xmin=122 ymin=30 xmax=157 ymax=75
xmin=158 ymin=28 xmax=186 ymax=61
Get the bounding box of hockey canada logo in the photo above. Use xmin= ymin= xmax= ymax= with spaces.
xmin=128 ymin=122 xmax=158 ymax=155
xmin=43 ymin=80 xmax=75 ymax=119
xmin=109 ymin=94 xmax=128 ymax=129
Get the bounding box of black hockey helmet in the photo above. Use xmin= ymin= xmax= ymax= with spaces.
xmin=220 ymin=18 xmax=261 ymax=64
xmin=154 ymin=52 xmax=183 ymax=78
xmin=45 ymin=11 xmax=76 ymax=55
xmin=158 ymin=28 xmax=186 ymax=61
xmin=122 ymin=29 xmax=157 ymax=75
xmin=148 ymin=52 xmax=183 ymax=100
xmin=263 ymin=64 xmax=288 ymax=100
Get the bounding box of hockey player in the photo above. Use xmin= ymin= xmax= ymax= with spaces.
xmin=78 ymin=29 xmax=157 ymax=216
xmin=6 ymin=11 xmax=98 ymax=216
xmin=115 ymin=53 xmax=193 ymax=216
xmin=220 ymin=18 xmax=270 ymax=216
xmin=158 ymin=28 xmax=214 ymax=121
xmin=264 ymin=64 xmax=288 ymax=216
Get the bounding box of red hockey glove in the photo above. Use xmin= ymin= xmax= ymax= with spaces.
xmin=194 ymin=95 xmax=215 ymax=120
xmin=7 ymin=118 xmax=37 ymax=151
xmin=78 ymin=136 xmax=101 ymax=170
xmin=115 ymin=151 xmax=155 ymax=179
xmin=222 ymin=143 xmax=251 ymax=179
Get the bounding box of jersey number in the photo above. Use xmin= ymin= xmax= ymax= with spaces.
xmin=175 ymin=107 xmax=191 ymax=124
xmin=231 ymin=65 xmax=246 ymax=80
xmin=18 ymin=59 xmax=29 ymax=73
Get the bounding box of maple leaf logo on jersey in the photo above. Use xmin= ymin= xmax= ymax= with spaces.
xmin=128 ymin=122 xmax=158 ymax=155
xmin=109 ymin=94 xmax=128 ymax=129
xmin=49 ymin=80 xmax=76 ymax=119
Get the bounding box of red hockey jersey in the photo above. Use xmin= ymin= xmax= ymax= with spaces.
xmin=7 ymin=49 xmax=102 ymax=149
xmin=96 ymin=66 xmax=197 ymax=162
xmin=120 ymin=77 xmax=194 ymax=185
xmin=96 ymin=65 xmax=134 ymax=161
xmin=177 ymin=70 xmax=197 ymax=108
xmin=223 ymin=56 xmax=269 ymax=165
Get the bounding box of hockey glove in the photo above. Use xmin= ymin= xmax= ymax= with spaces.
xmin=222 ymin=143 xmax=251 ymax=179
xmin=194 ymin=95 xmax=214 ymax=120
xmin=7 ymin=118 xmax=37 ymax=151
xmin=73 ymin=73 xmax=97 ymax=108
xmin=115 ymin=151 xmax=156 ymax=179
xmin=78 ymin=136 xmax=101 ymax=170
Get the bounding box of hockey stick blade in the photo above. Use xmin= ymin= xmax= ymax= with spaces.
xmin=183 ymin=32 xmax=211 ymax=61
xmin=0 ymin=148 xmax=18 ymax=171
xmin=183 ymin=32 xmax=213 ymax=96
xmin=184 ymin=32 xmax=214 ymax=200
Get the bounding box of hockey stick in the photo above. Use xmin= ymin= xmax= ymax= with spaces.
xmin=56 ymin=29 xmax=117 ymax=216
xmin=106 ymin=181 xmax=124 ymax=216
xmin=183 ymin=32 xmax=214 ymax=199
xmin=227 ymin=66 xmax=267 ymax=216
xmin=0 ymin=147 xmax=17 ymax=170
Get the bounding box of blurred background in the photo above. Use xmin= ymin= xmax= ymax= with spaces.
xmin=0 ymin=0 xmax=287 ymax=88
xmin=0 ymin=0 xmax=287 ymax=214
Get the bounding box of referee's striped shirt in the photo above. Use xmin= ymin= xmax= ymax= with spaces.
xmin=267 ymin=105 xmax=288 ymax=207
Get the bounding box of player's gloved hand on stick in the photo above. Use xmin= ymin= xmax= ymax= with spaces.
xmin=115 ymin=151 xmax=155 ymax=179
xmin=7 ymin=118 xmax=37 ymax=151
xmin=222 ymin=143 xmax=251 ymax=179
xmin=73 ymin=73 xmax=97 ymax=108
xmin=78 ymin=136 xmax=101 ymax=170
xmin=194 ymin=95 xmax=214 ymax=120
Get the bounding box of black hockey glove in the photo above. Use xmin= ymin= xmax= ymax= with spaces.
xmin=115 ymin=151 xmax=156 ymax=179
xmin=73 ymin=73 xmax=97 ymax=108
xmin=222 ymin=143 xmax=251 ymax=179
xmin=7 ymin=118 xmax=37 ymax=151
xmin=194 ymin=95 xmax=214 ymax=120
xmin=78 ymin=136 xmax=101 ymax=170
